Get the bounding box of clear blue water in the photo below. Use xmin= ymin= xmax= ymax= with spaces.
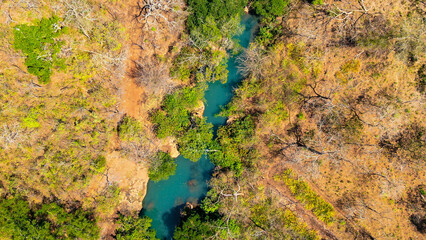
xmin=141 ymin=15 xmax=258 ymax=240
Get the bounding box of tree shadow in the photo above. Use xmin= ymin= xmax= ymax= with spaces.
xmin=161 ymin=203 xmax=186 ymax=239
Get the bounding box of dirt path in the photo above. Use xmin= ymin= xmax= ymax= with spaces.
xmin=288 ymin=163 xmax=375 ymax=239
xmin=105 ymin=0 xmax=145 ymax=118
xmin=262 ymin=161 xmax=375 ymax=239
xmin=261 ymin=162 xmax=340 ymax=240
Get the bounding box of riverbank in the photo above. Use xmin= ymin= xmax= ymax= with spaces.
xmin=141 ymin=14 xmax=259 ymax=239
xmin=92 ymin=0 xmax=187 ymax=237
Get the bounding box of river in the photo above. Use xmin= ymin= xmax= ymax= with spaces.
xmin=141 ymin=14 xmax=258 ymax=239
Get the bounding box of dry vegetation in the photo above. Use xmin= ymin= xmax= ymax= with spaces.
xmin=0 ymin=0 xmax=188 ymax=238
xmin=215 ymin=0 xmax=425 ymax=238
xmin=0 ymin=0 xmax=424 ymax=239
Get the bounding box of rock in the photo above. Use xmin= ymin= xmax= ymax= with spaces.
xmin=105 ymin=151 xmax=149 ymax=213
xmin=160 ymin=136 xmax=180 ymax=158
xmin=193 ymin=100 xmax=205 ymax=118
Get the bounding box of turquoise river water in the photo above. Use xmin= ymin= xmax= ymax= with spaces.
xmin=141 ymin=15 xmax=258 ymax=239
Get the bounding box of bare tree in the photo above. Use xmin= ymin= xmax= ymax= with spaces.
xmin=135 ymin=0 xmax=184 ymax=29
xmin=220 ymin=184 xmax=244 ymax=201
xmin=60 ymin=0 xmax=96 ymax=38
xmin=130 ymin=57 xmax=172 ymax=94
xmin=237 ymin=44 xmax=266 ymax=79
xmin=0 ymin=123 xmax=24 ymax=149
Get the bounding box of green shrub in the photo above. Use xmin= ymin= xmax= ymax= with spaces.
xmin=179 ymin=117 xmax=213 ymax=161
xmin=297 ymin=112 xmax=306 ymax=120
xmin=263 ymin=100 xmax=289 ymax=124
xmin=341 ymin=59 xmax=361 ymax=73
xmin=311 ymin=0 xmax=323 ymax=5
xmin=278 ymin=169 xmax=335 ymax=224
xmin=0 ymin=197 xmax=99 ymax=239
xmin=252 ymin=0 xmax=290 ymax=18
xmin=152 ymin=85 xmax=206 ymax=139
xmin=201 ymin=189 xmax=220 ymax=213
xmin=209 ymin=115 xmax=256 ymax=175
xmin=13 ymin=16 xmax=67 ymax=83
xmin=186 ymin=0 xmax=246 ymax=34
xmin=174 ymin=208 xmax=240 ymax=239
xmin=119 ymin=116 xmax=142 ymax=142
xmin=149 ymin=152 xmax=177 ymax=182
xmin=22 ymin=108 xmax=41 ymax=128
xmin=115 ymin=214 xmax=158 ymax=240
xmin=255 ymin=17 xmax=283 ymax=46
xmin=250 ymin=201 xmax=318 ymax=239
xmin=96 ymin=184 xmax=121 ymax=216
xmin=93 ymin=155 xmax=107 ymax=173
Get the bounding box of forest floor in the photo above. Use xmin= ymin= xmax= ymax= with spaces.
xmin=94 ymin=0 xmax=186 ymax=237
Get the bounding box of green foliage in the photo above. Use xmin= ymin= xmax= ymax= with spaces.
xmin=341 ymin=59 xmax=361 ymax=74
xmin=252 ymin=0 xmax=290 ymax=18
xmin=152 ymin=85 xmax=216 ymax=162
xmin=179 ymin=118 xmax=213 ymax=161
xmin=95 ymin=184 xmax=121 ymax=216
xmin=93 ymin=155 xmax=107 ymax=173
xmin=119 ymin=116 xmax=143 ymax=142
xmin=250 ymin=200 xmax=318 ymax=239
xmin=171 ymin=47 xmax=199 ymax=81
xmin=201 ymin=189 xmax=221 ymax=213
xmin=278 ymin=169 xmax=336 ymax=224
xmin=22 ymin=108 xmax=41 ymax=128
xmin=152 ymin=85 xmax=205 ymax=139
xmin=297 ymin=112 xmax=306 ymax=120
xmin=174 ymin=208 xmax=240 ymax=239
xmin=195 ymin=61 xmax=229 ymax=83
xmin=174 ymin=213 xmax=214 ymax=240
xmin=115 ymin=214 xmax=158 ymax=240
xmin=256 ymin=19 xmax=283 ymax=46
xmin=209 ymin=115 xmax=256 ymax=175
xmin=148 ymin=152 xmax=177 ymax=182
xmin=0 ymin=197 xmax=99 ymax=239
xmin=186 ymin=0 xmax=246 ymax=34
xmin=151 ymin=108 xmax=190 ymax=139
xmin=91 ymin=21 xmax=124 ymax=51
xmin=310 ymin=0 xmax=323 ymax=5
xmin=287 ymin=42 xmax=307 ymax=70
xmin=171 ymin=47 xmax=229 ymax=82
xmin=13 ymin=16 xmax=66 ymax=83
xmin=262 ymin=100 xmax=289 ymax=124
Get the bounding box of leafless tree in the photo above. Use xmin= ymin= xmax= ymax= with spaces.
xmin=130 ymin=57 xmax=172 ymax=93
xmin=322 ymin=0 xmax=371 ymax=44
xmin=13 ymin=0 xmax=40 ymax=11
xmin=60 ymin=0 xmax=96 ymax=38
xmin=121 ymin=140 xmax=156 ymax=164
xmin=220 ymin=184 xmax=243 ymax=201
xmin=135 ymin=0 xmax=184 ymax=29
xmin=0 ymin=123 xmax=24 ymax=149
xmin=237 ymin=44 xmax=266 ymax=79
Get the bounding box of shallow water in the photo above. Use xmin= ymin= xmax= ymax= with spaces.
xmin=141 ymin=15 xmax=258 ymax=240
